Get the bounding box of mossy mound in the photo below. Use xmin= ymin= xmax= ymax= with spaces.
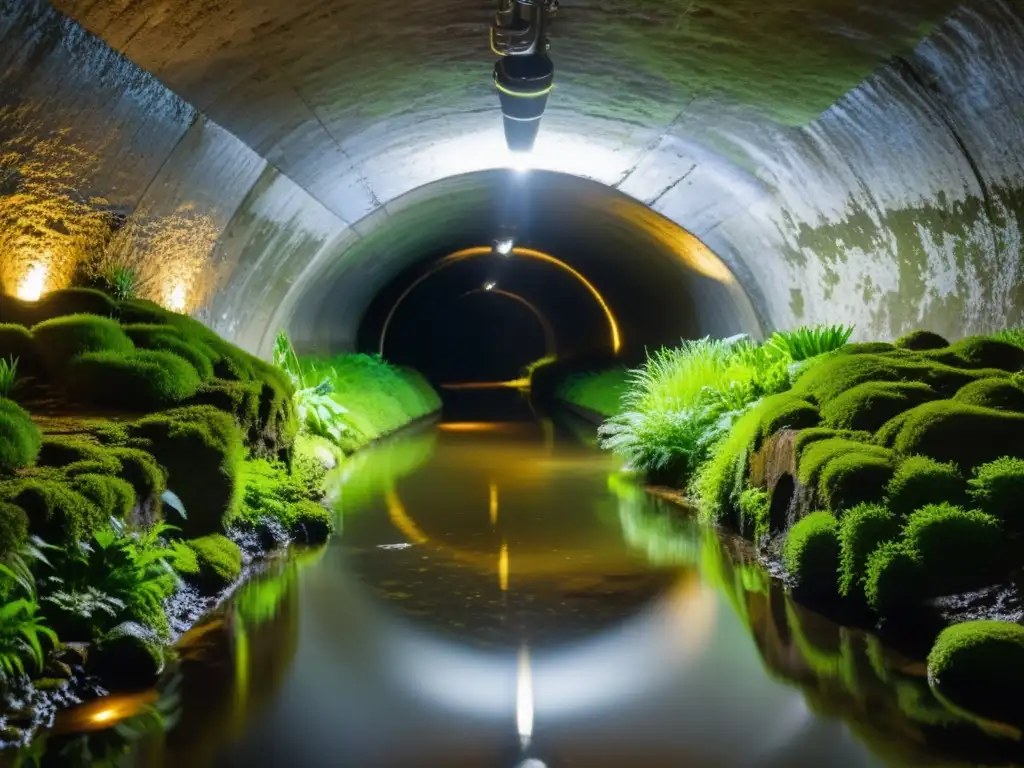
xmin=132 ymin=406 xmax=245 ymax=537
xmin=886 ymin=456 xmax=967 ymax=517
xmin=838 ymin=504 xmax=900 ymax=602
xmin=838 ymin=342 xmax=897 ymax=355
xmin=865 ymin=542 xmax=923 ymax=615
xmin=754 ymin=394 xmax=820 ymax=444
xmin=36 ymin=436 xmax=106 ymax=468
xmin=894 ymin=330 xmax=949 ymax=351
xmin=32 ymin=314 xmax=133 ymax=372
xmin=67 ymin=349 xmax=201 ymax=410
xmin=0 ymin=501 xmax=29 ymax=556
xmin=187 ymin=534 xmax=243 ymax=594
xmin=887 ymin=401 xmax=1024 ymax=472
xmin=71 ymin=473 xmax=135 ymax=519
xmin=108 ymin=447 xmax=166 ymax=504
xmin=738 ymin=487 xmax=770 ymax=543
xmin=820 ymin=381 xmax=937 ymax=433
xmin=0 ymin=324 xmax=38 ymax=371
xmin=817 ymin=451 xmax=895 ymax=515
xmin=783 ymin=512 xmax=839 ymax=599
xmin=91 ymin=621 xmax=164 ymax=689
xmin=0 ymin=399 xmax=41 ymax=475
xmin=926 ymin=337 xmax=1024 ymax=372
xmin=282 ymin=499 xmax=334 ymax=545
xmin=953 ymin=378 xmax=1024 ymax=412
xmin=927 ymin=620 xmax=1024 ymax=724
xmin=797 ymin=438 xmax=892 ymax=490
xmin=792 ymin=428 xmax=872 ymax=459
xmin=2 ymin=474 xmax=105 ymax=542
xmin=903 ymin=504 xmax=1007 ymax=597
xmin=123 ymin=324 xmax=215 ymax=380
xmin=233 ymin=458 xmax=334 ymax=544
xmin=968 ymin=457 xmax=1024 ymax=534
xmin=1 ymin=289 xmax=117 ymax=327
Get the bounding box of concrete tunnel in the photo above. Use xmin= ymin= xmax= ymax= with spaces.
xmin=2 ymin=0 xmax=1024 ymax=384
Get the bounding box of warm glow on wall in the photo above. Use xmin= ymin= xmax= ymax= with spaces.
xmin=16 ymin=261 xmax=48 ymax=301
xmin=166 ymin=281 xmax=188 ymax=312
xmin=379 ymin=246 xmax=620 ymax=355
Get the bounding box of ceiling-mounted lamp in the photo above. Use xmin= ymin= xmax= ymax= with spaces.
xmin=490 ymin=0 xmax=558 ymax=156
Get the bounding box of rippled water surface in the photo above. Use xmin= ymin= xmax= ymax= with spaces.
xmin=25 ymin=418 xmax=1023 ymax=767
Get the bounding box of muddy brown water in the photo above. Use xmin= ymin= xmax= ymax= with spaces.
xmin=17 ymin=418 xmax=1024 ymax=767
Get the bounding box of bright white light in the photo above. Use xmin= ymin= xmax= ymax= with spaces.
xmin=484 ymin=281 xmax=497 ymax=291
xmin=166 ymin=281 xmax=187 ymax=312
xmin=16 ymin=262 xmax=48 ymax=302
xmin=510 ymin=151 xmax=533 ymax=174
xmin=494 ymin=238 xmax=515 ymax=256
xmin=517 ymin=645 xmax=534 ymax=748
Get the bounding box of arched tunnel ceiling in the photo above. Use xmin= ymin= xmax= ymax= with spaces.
xmin=2 ymin=0 xmax=1024 ymax=358
xmin=52 ymin=0 xmax=959 ymax=220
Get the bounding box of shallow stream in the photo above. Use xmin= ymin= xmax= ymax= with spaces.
xmin=18 ymin=417 xmax=1024 ymax=766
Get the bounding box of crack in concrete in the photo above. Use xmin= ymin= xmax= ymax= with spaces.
xmin=646 ymin=163 xmax=697 ymax=208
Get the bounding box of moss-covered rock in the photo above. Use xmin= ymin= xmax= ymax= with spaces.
xmin=3 ymin=475 xmax=104 ymax=541
xmin=887 ymin=401 xmax=1024 ymax=472
xmin=894 ymin=330 xmax=949 ymax=351
xmin=797 ymin=438 xmax=892 ymax=490
xmin=0 ymin=399 xmax=41 ymax=475
xmin=61 ymin=456 xmax=123 ymax=477
xmin=132 ymin=406 xmax=244 ymax=537
xmin=754 ymin=393 xmax=820 ymax=443
xmin=0 ymin=324 xmax=38 ymax=372
xmin=71 ymin=474 xmax=135 ymax=519
xmin=886 ymin=455 xmax=967 ymax=517
xmin=792 ymin=428 xmax=873 ymax=459
xmin=0 ymin=501 xmax=28 ymax=556
xmin=108 ymin=447 xmax=166 ymax=504
xmin=783 ymin=511 xmax=839 ymax=599
xmin=282 ymin=499 xmax=334 ymax=545
xmin=36 ymin=437 xmax=106 ymax=469
xmin=123 ymin=324 xmax=216 ymax=381
xmin=838 ymin=503 xmax=900 ymax=602
xmin=927 ymin=336 xmax=1024 ymax=372
xmin=967 ymin=457 xmax=1024 ymax=534
xmin=32 ymin=288 xmax=117 ymax=323
xmin=817 ymin=451 xmax=895 ymax=513
xmin=738 ymin=487 xmax=770 ymax=543
xmin=952 ymin=378 xmax=1024 ymax=412
xmin=32 ymin=314 xmax=133 ymax=372
xmin=927 ymin=620 xmax=1024 ymax=724
xmin=187 ymin=534 xmax=243 ymax=594
xmin=903 ymin=504 xmax=1007 ymax=597
xmin=864 ymin=541 xmax=923 ymax=614
xmin=66 ymin=349 xmax=202 ymax=410
xmin=90 ymin=622 xmax=163 ymax=689
xmin=820 ymin=381 xmax=937 ymax=433
xmin=839 ymin=342 xmax=897 ymax=355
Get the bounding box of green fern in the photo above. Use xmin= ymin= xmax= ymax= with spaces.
xmin=994 ymin=328 xmax=1024 ymax=350
xmin=0 ymin=599 xmax=57 ymax=682
xmin=766 ymin=324 xmax=854 ymax=361
xmin=0 ymin=356 xmax=18 ymax=398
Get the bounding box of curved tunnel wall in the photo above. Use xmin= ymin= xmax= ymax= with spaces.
xmin=0 ymin=0 xmax=1023 ymax=358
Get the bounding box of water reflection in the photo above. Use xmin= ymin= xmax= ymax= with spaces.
xmin=13 ymin=417 xmax=1024 ymax=766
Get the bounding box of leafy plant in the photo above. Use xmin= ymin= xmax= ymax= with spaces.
xmin=0 ymin=540 xmax=58 ymax=685
xmin=993 ymin=328 xmax=1024 ymax=350
xmin=273 ymin=330 xmax=305 ymax=388
xmin=296 ymin=379 xmax=349 ymax=444
xmin=104 ymin=266 xmax=140 ymax=301
xmin=766 ymin=324 xmax=854 ymax=361
xmin=0 ymin=356 xmax=18 ymax=398
xmin=41 ymin=519 xmax=179 ymax=638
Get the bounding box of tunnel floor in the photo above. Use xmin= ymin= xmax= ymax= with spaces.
xmin=35 ymin=411 xmax=1023 ymax=767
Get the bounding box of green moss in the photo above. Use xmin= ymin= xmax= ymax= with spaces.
xmin=820 ymin=381 xmax=937 ymax=433
xmin=888 ymin=401 xmax=1024 ymax=472
xmin=783 ymin=512 xmax=839 ymax=598
xmin=797 ymin=438 xmax=892 ymax=489
xmin=283 ymin=499 xmax=334 ymax=545
xmin=132 ymin=406 xmax=244 ymax=537
xmin=70 ymin=473 xmax=135 ymax=519
xmin=61 ymin=457 xmax=122 ymax=477
xmin=738 ymin=487 xmax=770 ymax=543
xmin=92 ymin=621 xmax=163 ymax=688
xmin=927 ymin=620 xmax=1024 ymax=723
xmin=817 ymin=452 xmax=895 ymax=513
xmin=0 ymin=398 xmax=41 ymax=475
xmin=839 ymin=342 xmax=897 ymax=355
xmin=189 ymin=379 xmax=261 ymax=434
xmin=187 ymin=534 xmax=242 ymax=593
xmin=792 ymin=352 xmax=1002 ymax=404
xmin=36 ymin=436 xmax=106 ymax=468
xmin=894 ymin=330 xmax=949 ymax=351
xmin=31 ymin=314 xmax=133 ymax=372
xmin=792 ymin=428 xmax=872 ymax=458
xmin=864 ymin=542 xmax=923 ymax=614
xmin=925 ymin=336 xmax=1024 ymax=372
xmin=0 ymin=501 xmax=28 ymax=556
xmin=838 ymin=503 xmax=900 ymax=601
xmin=123 ymin=324 xmax=215 ymax=380
xmin=108 ymin=447 xmax=166 ymax=503
xmin=886 ymin=455 xmax=967 ymax=517
xmin=967 ymin=457 xmax=1024 ymax=534
xmin=756 ymin=394 xmax=820 ymax=439
xmin=2 ymin=474 xmax=104 ymax=541
xmin=32 ymin=288 xmax=117 ymax=323
xmin=903 ymin=504 xmax=1007 ymax=596
xmin=0 ymin=324 xmax=37 ymax=371
xmin=953 ymin=378 xmax=1024 ymax=412
xmin=67 ymin=349 xmax=202 ymax=410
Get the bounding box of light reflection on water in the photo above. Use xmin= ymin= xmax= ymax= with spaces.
xmin=25 ymin=419 xmax=1024 ymax=767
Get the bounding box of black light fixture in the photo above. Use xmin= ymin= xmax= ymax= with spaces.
xmin=490 ymin=0 xmax=557 ymax=155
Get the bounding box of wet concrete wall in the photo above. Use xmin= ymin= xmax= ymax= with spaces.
xmin=2 ymin=0 xmax=1024 ymax=356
